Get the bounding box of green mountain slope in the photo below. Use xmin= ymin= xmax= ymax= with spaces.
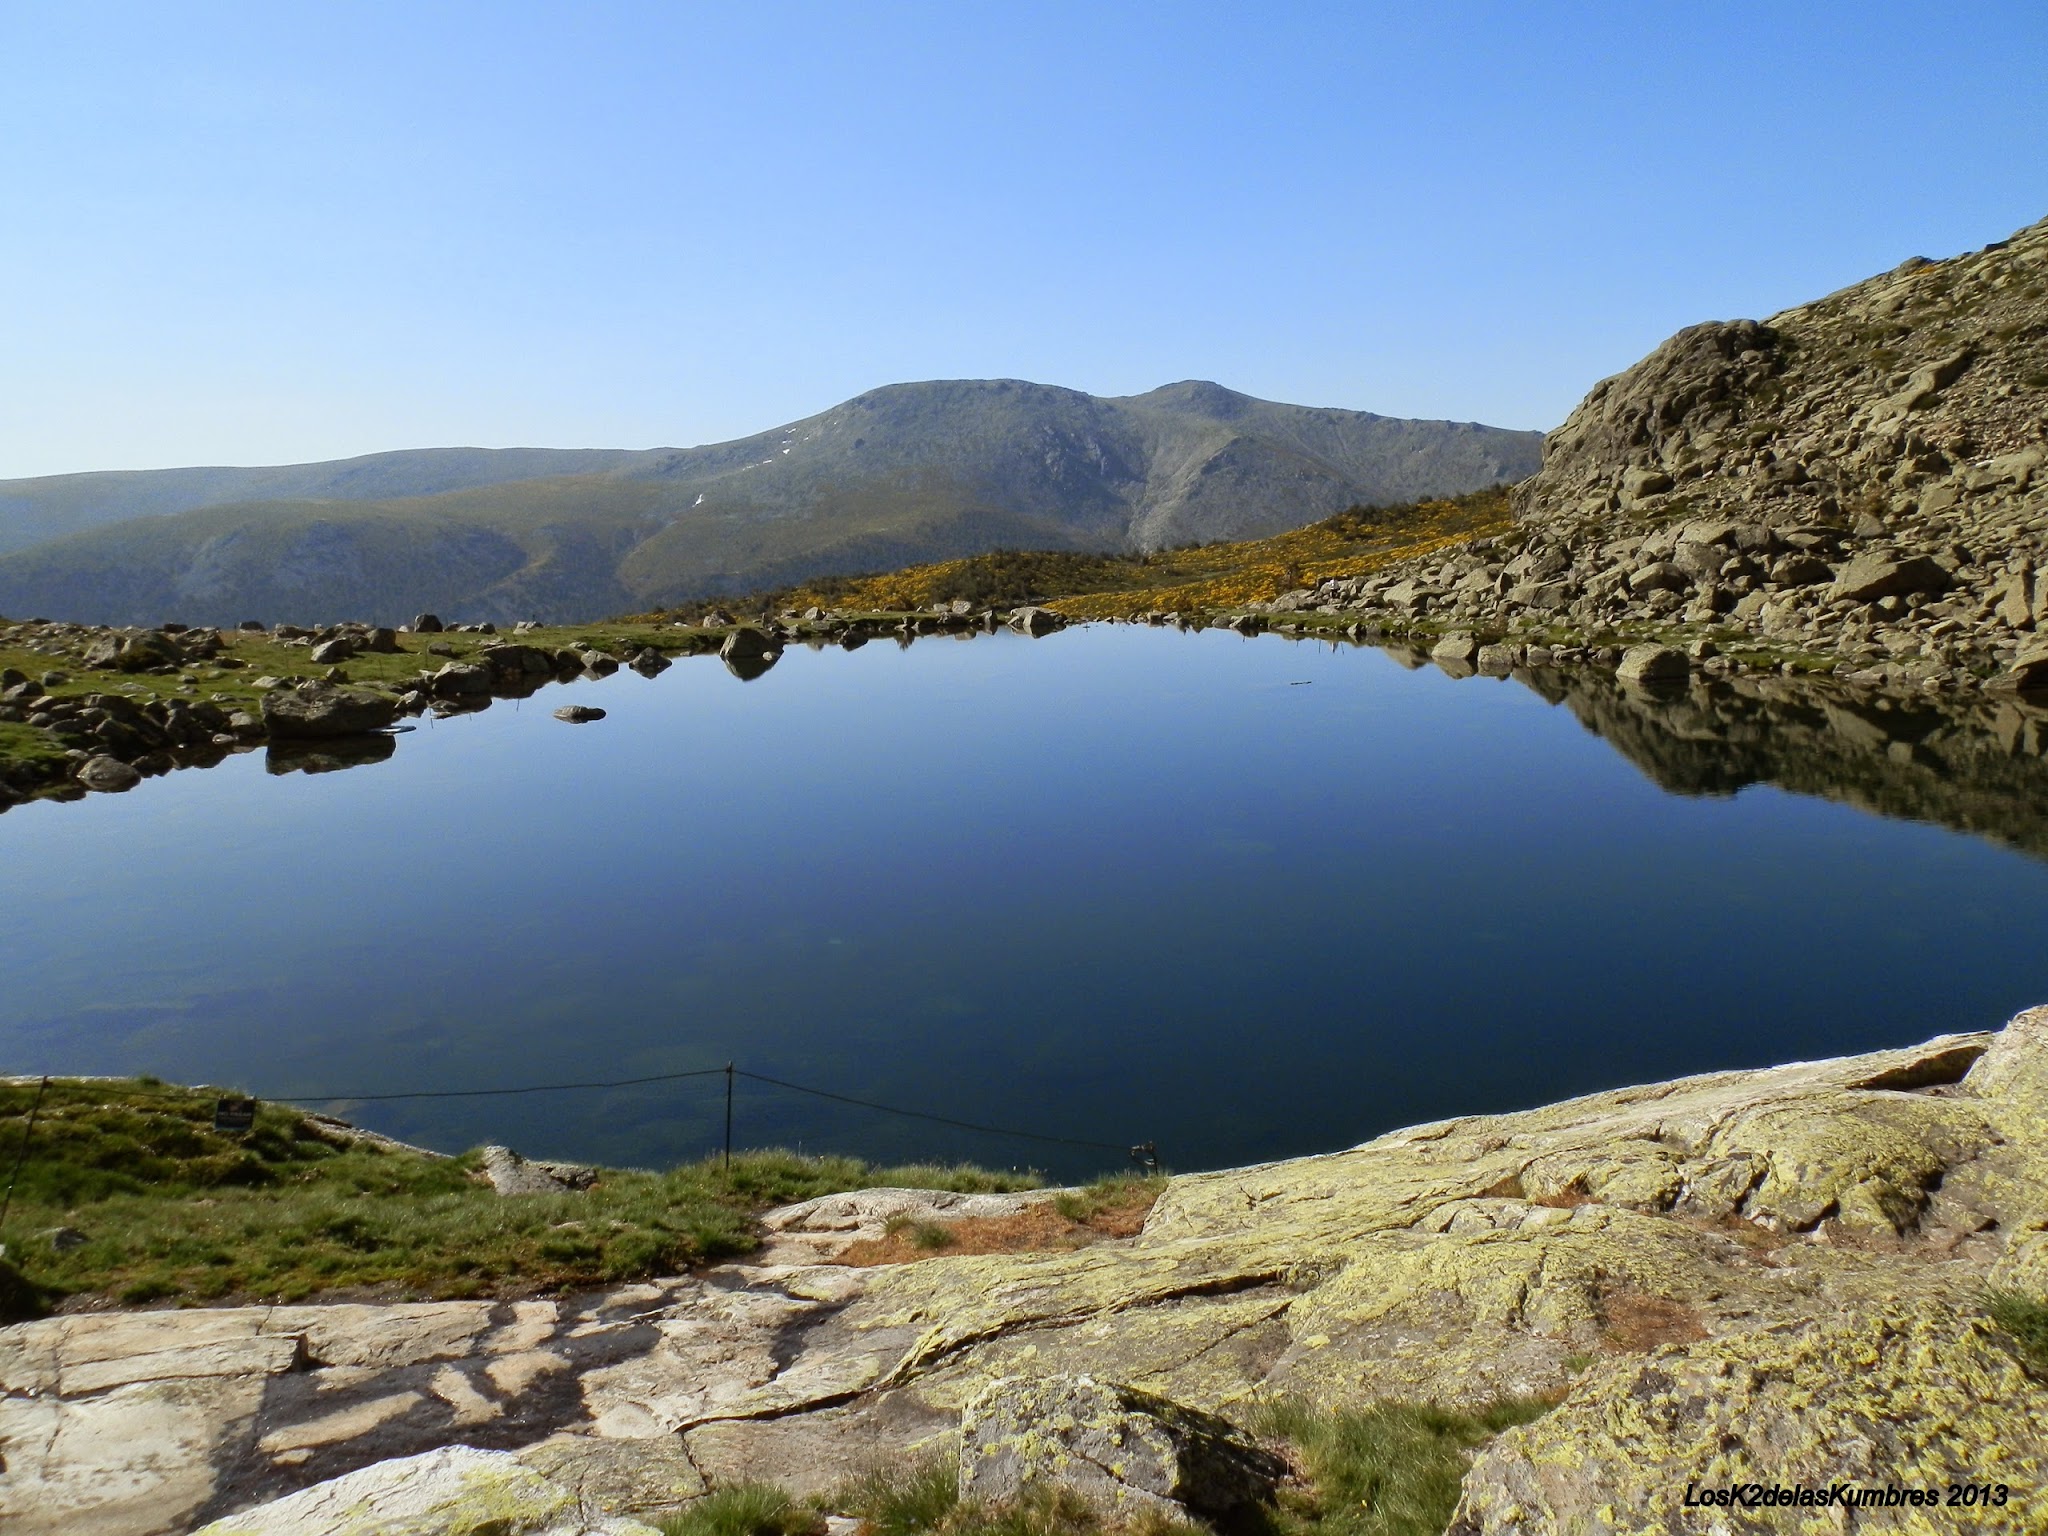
xmin=0 ymin=379 xmax=1541 ymax=626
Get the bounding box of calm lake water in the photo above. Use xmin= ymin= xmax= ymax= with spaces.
xmin=4 ymin=626 xmax=2046 ymax=1181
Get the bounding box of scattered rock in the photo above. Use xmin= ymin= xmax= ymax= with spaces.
xmin=412 ymin=614 xmax=444 ymax=633
xmin=480 ymin=644 xmax=553 ymax=680
xmin=1431 ymin=634 xmax=1480 ymax=666
xmin=1007 ymin=606 xmax=1065 ymax=636
xmin=428 ymin=662 xmax=493 ymax=698
xmin=1616 ymin=644 xmax=1689 ymax=685
xmin=720 ymin=628 xmax=778 ymax=663
xmin=307 ymin=639 xmax=356 ymax=665
xmin=479 ymin=1146 xmax=597 ymax=1196
xmin=1986 ymin=641 xmax=2048 ymax=694
xmin=1829 ymin=552 xmax=1954 ymax=604
xmin=77 ymin=756 xmax=142 ymax=793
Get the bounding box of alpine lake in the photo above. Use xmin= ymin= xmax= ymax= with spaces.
xmin=5 ymin=623 xmax=2047 ymax=1183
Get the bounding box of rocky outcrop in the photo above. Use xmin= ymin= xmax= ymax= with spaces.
xmin=478 ymin=1146 xmax=597 ymax=1196
xmin=959 ymin=1375 xmax=1283 ymax=1521
xmin=1259 ymin=214 xmax=2048 ymax=695
xmin=190 ymin=1446 xmax=657 ymax=1536
xmin=12 ymin=1011 xmax=2048 ymax=1534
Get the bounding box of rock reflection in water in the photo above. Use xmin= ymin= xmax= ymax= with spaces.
xmin=266 ymin=735 xmax=397 ymax=776
xmin=720 ymin=648 xmax=781 ymax=682
xmin=1518 ymin=666 xmax=2048 ymax=860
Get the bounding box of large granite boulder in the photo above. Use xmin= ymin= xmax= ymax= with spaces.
xmin=1007 ymin=606 xmax=1065 ymax=637
xmin=1828 ymin=552 xmax=1954 ymax=604
xmin=1616 ymin=643 xmax=1689 ymax=685
xmin=259 ymin=684 xmax=400 ymax=739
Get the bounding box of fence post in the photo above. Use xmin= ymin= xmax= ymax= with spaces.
xmin=723 ymin=1063 xmax=734 ymax=1171
xmin=0 ymin=1075 xmax=51 ymax=1242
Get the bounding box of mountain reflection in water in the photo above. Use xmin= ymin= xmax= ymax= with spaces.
xmin=1504 ymin=659 xmax=2048 ymax=862
xmin=4 ymin=625 xmax=2045 ymax=1179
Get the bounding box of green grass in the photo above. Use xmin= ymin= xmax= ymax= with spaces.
xmin=659 ymin=1484 xmax=826 ymax=1536
xmin=1052 ymin=1173 xmax=1170 ymax=1225
xmin=1251 ymin=1398 xmax=1553 ymax=1536
xmin=1987 ymin=1290 xmax=2048 ymax=1373
xmin=883 ymin=1213 xmax=959 ymax=1251
xmin=707 ymin=1397 xmax=1552 ymax=1536
xmin=836 ymin=1455 xmax=965 ymax=1536
xmin=0 ymin=1077 xmax=1035 ymax=1317
xmin=829 ymin=1458 xmax=1202 ymax=1536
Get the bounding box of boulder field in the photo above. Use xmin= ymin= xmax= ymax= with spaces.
xmin=7 ymin=1008 xmax=2048 ymax=1534
xmin=1235 ymin=213 xmax=2048 ymax=698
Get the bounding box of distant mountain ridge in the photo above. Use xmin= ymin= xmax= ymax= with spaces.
xmin=0 ymin=379 xmax=1541 ymax=626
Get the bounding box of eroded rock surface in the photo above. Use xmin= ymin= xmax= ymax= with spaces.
xmin=190 ymin=1445 xmax=657 ymax=1536
xmin=10 ymin=1011 xmax=2048 ymax=1533
xmin=959 ymin=1374 xmax=1283 ymax=1520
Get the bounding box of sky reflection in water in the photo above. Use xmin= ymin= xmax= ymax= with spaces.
xmin=3 ymin=627 xmax=2044 ymax=1181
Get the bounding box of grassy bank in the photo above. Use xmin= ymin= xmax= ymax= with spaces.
xmin=0 ymin=491 xmax=1510 ymax=791
xmin=0 ymin=1077 xmax=1036 ymax=1317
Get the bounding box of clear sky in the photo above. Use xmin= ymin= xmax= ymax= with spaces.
xmin=3 ymin=2 xmax=2044 ymax=479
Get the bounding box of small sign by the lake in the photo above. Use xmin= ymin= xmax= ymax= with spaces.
xmin=213 ymin=1097 xmax=257 ymax=1134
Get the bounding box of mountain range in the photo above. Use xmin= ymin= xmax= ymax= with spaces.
xmin=0 ymin=380 xmax=1540 ymax=626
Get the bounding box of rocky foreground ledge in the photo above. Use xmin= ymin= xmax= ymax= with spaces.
xmin=8 ymin=1009 xmax=2048 ymax=1534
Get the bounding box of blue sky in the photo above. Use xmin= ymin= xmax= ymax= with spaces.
xmin=2 ymin=2 xmax=2044 ymax=478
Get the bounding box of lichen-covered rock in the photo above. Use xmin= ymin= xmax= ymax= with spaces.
xmin=958 ymin=1374 xmax=1282 ymax=1519
xmin=191 ymin=1445 xmax=657 ymax=1535
xmin=1448 ymin=1300 xmax=2048 ymax=1535
xmin=20 ymin=1010 xmax=2048 ymax=1536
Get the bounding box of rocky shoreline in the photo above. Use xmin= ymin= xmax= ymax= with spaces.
xmin=0 ymin=603 xmax=1071 ymax=810
xmin=7 ymin=215 xmax=2048 ymax=818
xmin=8 ymin=1010 xmax=2048 ymax=1534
